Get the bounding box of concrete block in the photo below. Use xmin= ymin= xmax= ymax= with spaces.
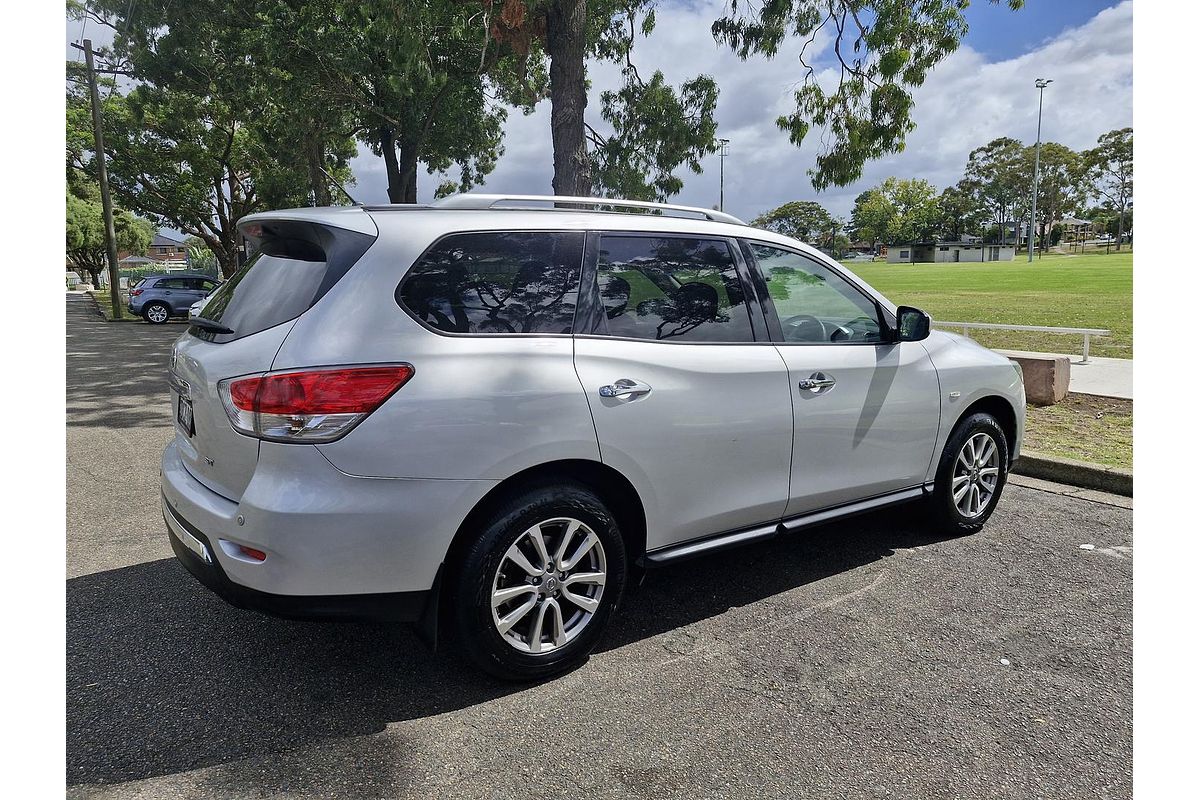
xmin=1006 ymin=354 xmax=1069 ymax=406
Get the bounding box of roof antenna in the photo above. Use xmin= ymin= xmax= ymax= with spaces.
xmin=318 ymin=166 xmax=361 ymax=206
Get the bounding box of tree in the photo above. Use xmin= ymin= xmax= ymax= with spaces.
xmin=964 ymin=137 xmax=1026 ymax=245
xmin=935 ymin=180 xmax=987 ymax=241
xmin=751 ymin=201 xmax=838 ymax=243
xmin=183 ymin=236 xmax=218 ymax=277
xmin=849 ymin=188 xmax=892 ymax=252
xmin=1023 ymin=142 xmax=1084 ymax=253
xmin=492 ymin=1 xmax=720 ymax=199
xmin=1084 ymin=128 xmax=1132 ymax=251
xmin=66 ymin=191 xmax=153 ymax=287
xmin=885 ymin=177 xmax=939 ymax=244
xmin=712 ymin=1 xmax=1024 ymax=190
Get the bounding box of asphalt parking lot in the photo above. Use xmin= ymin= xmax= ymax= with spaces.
xmin=65 ymin=292 xmax=1133 ymax=799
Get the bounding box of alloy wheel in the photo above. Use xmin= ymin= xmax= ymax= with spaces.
xmin=490 ymin=517 xmax=607 ymax=654
xmin=952 ymin=432 xmax=1001 ymax=518
xmin=147 ymin=305 xmax=168 ymax=323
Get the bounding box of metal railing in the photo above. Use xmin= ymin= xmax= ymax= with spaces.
xmin=933 ymin=321 xmax=1111 ymax=363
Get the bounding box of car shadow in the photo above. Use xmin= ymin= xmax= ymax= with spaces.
xmin=67 ymin=502 xmax=960 ymax=788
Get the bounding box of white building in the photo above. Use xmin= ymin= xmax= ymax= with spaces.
xmin=887 ymin=241 xmax=1015 ymax=264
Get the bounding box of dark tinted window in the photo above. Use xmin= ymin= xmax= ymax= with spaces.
xmin=594 ymin=236 xmax=753 ymax=342
xmin=398 ymin=232 xmax=583 ymax=334
xmin=157 ymin=277 xmax=189 ymax=290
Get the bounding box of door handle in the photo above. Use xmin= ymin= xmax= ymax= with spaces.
xmin=599 ymin=378 xmax=652 ymax=398
xmin=798 ymin=372 xmax=836 ymax=393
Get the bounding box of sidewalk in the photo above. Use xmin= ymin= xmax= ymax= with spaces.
xmin=997 ymin=349 xmax=1132 ymax=400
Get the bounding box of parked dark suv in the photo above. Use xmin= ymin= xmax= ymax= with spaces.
xmin=129 ymin=273 xmax=221 ymax=324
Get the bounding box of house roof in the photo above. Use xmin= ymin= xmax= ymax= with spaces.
xmin=151 ymin=233 xmax=185 ymax=248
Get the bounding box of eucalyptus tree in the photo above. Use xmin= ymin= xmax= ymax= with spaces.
xmin=1084 ymin=128 xmax=1133 ymax=250
xmin=489 ymin=0 xmax=720 ymax=199
xmin=1022 ymin=142 xmax=1085 ymax=253
xmin=964 ymin=137 xmax=1026 ymax=245
xmin=712 ymin=0 xmax=1025 ymax=190
xmin=65 ymin=189 xmax=153 ymax=287
xmin=751 ymin=200 xmax=839 ymax=245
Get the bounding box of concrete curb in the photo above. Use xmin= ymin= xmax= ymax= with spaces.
xmin=1013 ymin=450 xmax=1132 ymax=497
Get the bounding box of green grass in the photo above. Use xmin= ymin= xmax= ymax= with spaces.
xmin=845 ymin=251 xmax=1132 ymax=358
xmin=87 ymin=289 xmax=136 ymax=321
xmin=1023 ymin=393 xmax=1133 ymax=469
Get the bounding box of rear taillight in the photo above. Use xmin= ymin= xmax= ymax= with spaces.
xmin=218 ymin=365 xmax=414 ymax=443
xmin=130 ymin=288 xmax=143 ymax=297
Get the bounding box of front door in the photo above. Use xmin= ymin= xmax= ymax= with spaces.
xmin=572 ymin=233 xmax=793 ymax=551
xmin=745 ymin=242 xmax=942 ymax=516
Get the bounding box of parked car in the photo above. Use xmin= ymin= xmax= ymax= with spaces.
xmin=128 ymin=273 xmax=221 ymax=324
xmin=161 ymin=195 xmax=1025 ymax=680
xmin=188 ymin=284 xmax=221 ymax=320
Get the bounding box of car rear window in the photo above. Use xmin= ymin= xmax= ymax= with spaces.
xmin=191 ymin=222 xmax=374 ymax=343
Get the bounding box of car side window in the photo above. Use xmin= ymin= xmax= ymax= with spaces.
xmin=397 ymin=232 xmax=584 ymax=334
xmin=592 ymin=236 xmax=754 ymax=343
xmin=201 ymin=280 xmax=219 ymax=292
xmin=158 ymin=278 xmax=188 ymax=290
xmin=750 ymin=244 xmax=884 ymax=344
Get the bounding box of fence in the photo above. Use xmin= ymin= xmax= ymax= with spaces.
xmin=933 ymin=321 xmax=1111 ymax=363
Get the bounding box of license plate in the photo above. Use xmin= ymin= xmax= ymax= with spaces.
xmin=177 ymin=394 xmax=195 ymax=437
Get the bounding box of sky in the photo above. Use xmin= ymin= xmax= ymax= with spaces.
xmin=67 ymin=0 xmax=1132 ymax=224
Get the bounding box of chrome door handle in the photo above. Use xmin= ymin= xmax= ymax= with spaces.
xmin=798 ymin=372 xmax=836 ymax=392
xmin=599 ymin=378 xmax=652 ymax=398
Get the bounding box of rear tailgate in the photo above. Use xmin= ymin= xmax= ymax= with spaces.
xmin=168 ymin=210 xmax=377 ymax=501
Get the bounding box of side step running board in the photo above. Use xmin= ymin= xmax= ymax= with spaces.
xmin=642 ymin=485 xmax=930 ymax=567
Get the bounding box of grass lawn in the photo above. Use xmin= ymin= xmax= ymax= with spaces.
xmin=1022 ymin=393 xmax=1132 ymax=470
xmin=87 ymin=289 xmax=136 ymax=321
xmin=845 ymin=250 xmax=1132 ymax=358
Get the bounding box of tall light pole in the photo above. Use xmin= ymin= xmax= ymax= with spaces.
xmin=717 ymin=138 xmax=730 ymax=212
xmin=1028 ymin=77 xmax=1052 ymax=262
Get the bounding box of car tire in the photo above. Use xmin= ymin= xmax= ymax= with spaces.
xmin=450 ymin=481 xmax=626 ymax=681
xmin=927 ymin=412 xmax=1010 ymax=535
xmin=143 ymin=302 xmax=171 ymax=325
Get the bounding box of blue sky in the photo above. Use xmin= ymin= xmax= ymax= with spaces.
xmin=963 ymin=0 xmax=1119 ymax=60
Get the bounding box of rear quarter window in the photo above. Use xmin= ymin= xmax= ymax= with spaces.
xmin=397 ymin=231 xmax=584 ymax=334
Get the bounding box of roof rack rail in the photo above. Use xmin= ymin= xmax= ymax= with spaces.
xmin=427 ymin=193 xmax=746 ymax=225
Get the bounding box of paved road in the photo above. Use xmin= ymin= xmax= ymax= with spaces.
xmin=66 ymin=293 xmax=1133 ymax=799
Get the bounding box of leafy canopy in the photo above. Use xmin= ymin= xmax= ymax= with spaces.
xmin=713 ymin=1 xmax=1024 ymax=190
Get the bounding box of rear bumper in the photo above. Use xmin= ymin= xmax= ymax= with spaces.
xmin=160 ymin=438 xmax=497 ymax=613
xmin=163 ymin=497 xmax=430 ymax=622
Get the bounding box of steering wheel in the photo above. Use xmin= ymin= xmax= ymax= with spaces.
xmin=782 ymin=314 xmax=827 ymax=342
xmin=829 ymin=315 xmax=874 ymax=342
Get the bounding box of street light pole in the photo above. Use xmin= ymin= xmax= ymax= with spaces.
xmin=1028 ymin=77 xmax=1052 ymax=262
xmin=717 ymin=138 xmax=730 ymax=212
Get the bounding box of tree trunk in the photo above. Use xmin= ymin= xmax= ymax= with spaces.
xmin=398 ymin=136 xmax=420 ymax=204
xmin=546 ymin=0 xmax=591 ymax=197
xmin=307 ymin=135 xmax=332 ymax=207
xmin=380 ymin=126 xmax=405 ymax=204
xmin=1116 ymin=202 xmax=1125 ymax=251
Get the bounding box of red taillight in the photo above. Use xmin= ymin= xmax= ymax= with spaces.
xmin=228 ymin=366 xmax=413 ymax=415
xmin=130 ymin=288 xmax=143 ymax=297
xmin=219 ymin=365 xmax=414 ymax=443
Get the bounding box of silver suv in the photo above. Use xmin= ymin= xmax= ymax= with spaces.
xmin=162 ymin=194 xmax=1025 ymax=680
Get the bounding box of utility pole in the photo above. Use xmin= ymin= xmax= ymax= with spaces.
xmin=72 ymin=39 xmax=123 ymax=317
xmin=717 ymin=138 xmax=730 ymax=212
xmin=1028 ymin=77 xmax=1052 ymax=262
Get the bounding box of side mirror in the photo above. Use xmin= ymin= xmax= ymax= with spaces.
xmin=894 ymin=306 xmax=931 ymax=342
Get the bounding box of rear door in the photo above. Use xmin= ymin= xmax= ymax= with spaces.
xmin=572 ymin=233 xmax=793 ymax=550
xmin=743 ymin=242 xmax=941 ymax=516
xmin=169 ymin=219 xmax=375 ymax=500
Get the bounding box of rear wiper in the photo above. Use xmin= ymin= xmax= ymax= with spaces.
xmin=189 ymin=316 xmax=235 ymax=335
